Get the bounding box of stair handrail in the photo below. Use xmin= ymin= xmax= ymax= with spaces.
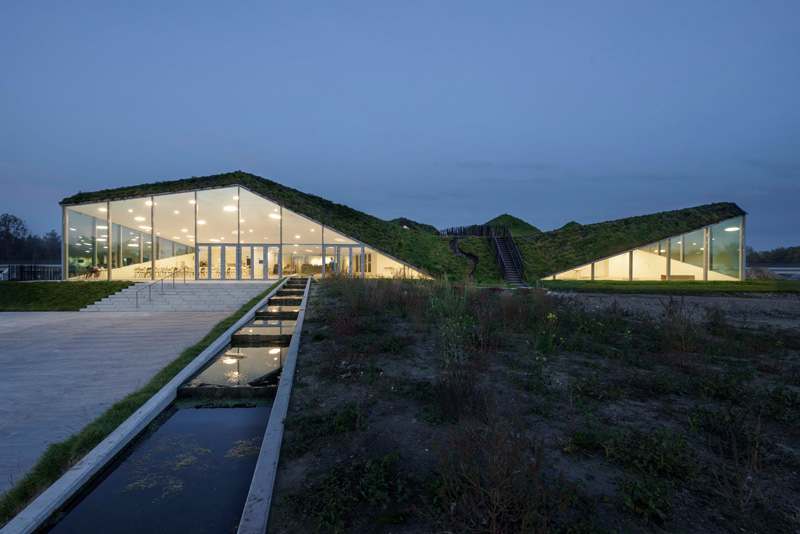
xmin=489 ymin=226 xmax=508 ymax=279
xmin=500 ymin=226 xmax=526 ymax=281
xmin=135 ymin=267 xmax=189 ymax=308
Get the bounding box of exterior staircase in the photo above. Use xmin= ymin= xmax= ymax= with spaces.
xmin=490 ymin=227 xmax=529 ymax=288
xmin=80 ymin=282 xmax=270 ymax=312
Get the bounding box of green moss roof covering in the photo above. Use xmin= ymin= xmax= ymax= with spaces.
xmin=520 ymin=202 xmax=746 ymax=280
xmin=389 ymin=217 xmax=439 ymax=235
xmin=61 ymin=171 xmax=472 ymax=279
xmin=484 ymin=213 xmax=541 ymax=237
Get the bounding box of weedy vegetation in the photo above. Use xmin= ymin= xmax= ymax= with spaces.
xmin=269 ymin=277 xmax=800 ymax=533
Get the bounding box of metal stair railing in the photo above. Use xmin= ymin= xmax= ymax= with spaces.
xmin=499 ymin=226 xmax=525 ymax=281
xmin=489 ymin=227 xmax=508 ymax=279
xmin=135 ymin=267 xmax=189 ymax=309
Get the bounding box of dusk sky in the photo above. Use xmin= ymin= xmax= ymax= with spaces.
xmin=1 ymin=1 xmax=798 ymax=250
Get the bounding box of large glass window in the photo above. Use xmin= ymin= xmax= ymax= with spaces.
xmin=197 ymin=187 xmax=239 ymax=245
xmin=239 ymin=188 xmax=280 ymax=245
xmin=683 ymin=229 xmax=704 ymax=269
xmin=110 ymin=197 xmax=153 ymax=279
xmin=323 ymin=227 xmax=358 ymax=246
xmin=632 ymin=243 xmax=668 ymax=281
xmin=594 ymin=253 xmax=629 ymax=281
xmin=153 ymin=192 xmax=195 ymax=277
xmin=710 ymin=217 xmax=741 ymax=280
xmin=554 ymin=266 xmax=590 ymax=281
xmin=66 ymin=203 xmax=108 ymax=279
xmin=282 ymin=209 xmax=322 ymax=245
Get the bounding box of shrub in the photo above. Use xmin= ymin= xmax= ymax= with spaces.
xmin=431 ymin=418 xmax=573 ymax=533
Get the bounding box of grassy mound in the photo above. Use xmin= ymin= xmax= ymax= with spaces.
xmin=485 ymin=213 xmax=541 ymax=237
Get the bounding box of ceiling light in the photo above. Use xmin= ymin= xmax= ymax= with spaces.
xmin=189 ymin=199 xmax=196 ymax=204
xmin=240 ymin=219 xmax=245 ymax=223
xmin=145 ymin=201 xmax=153 ymax=206
xmin=197 ymin=220 xmax=206 ymax=225
xmin=222 ymin=357 xmax=238 ymax=365
xmin=233 ymin=196 xmax=239 ymax=200
xmin=181 ymin=229 xmax=188 ymax=232
xmin=269 ymin=348 xmax=281 ymax=354
xmin=294 ymin=244 xmax=298 ymax=247
xmin=139 ymin=226 xmax=151 ymax=231
xmin=249 ymin=229 xmax=253 ymax=232
xmin=295 ymin=235 xmax=301 ymax=239
xmin=335 ymin=238 xmax=345 ymax=242
xmin=223 ymin=206 xmax=237 ymax=212
xmin=135 ymin=216 xmax=145 ymax=221
xmin=310 ymin=229 xmax=315 ymax=232
xmin=69 ymin=228 xmax=76 ymax=231
xmin=725 ymin=227 xmax=740 ymax=232
xmin=128 ymin=244 xmax=139 ymax=247
xmin=97 ymin=238 xmax=107 ymax=242
xmin=173 ymin=236 xmax=181 ymax=239
xmin=210 ymin=239 xmax=220 ymax=242
xmin=269 ymin=214 xmax=281 ymax=219
xmin=128 ymin=209 xmax=133 ymax=213
xmin=97 ymin=225 xmax=108 ymax=229
xmin=187 ymin=235 xmax=194 ymax=238
xmin=174 ymin=210 xmax=180 ymax=214
xmin=98 ymin=207 xmax=107 ymax=212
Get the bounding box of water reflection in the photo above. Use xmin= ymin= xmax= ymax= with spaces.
xmin=188 ymin=345 xmax=287 ymax=387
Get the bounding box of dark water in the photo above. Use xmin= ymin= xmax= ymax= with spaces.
xmin=46 ymin=406 xmax=270 ymax=534
xmin=187 ymin=345 xmax=287 ymax=387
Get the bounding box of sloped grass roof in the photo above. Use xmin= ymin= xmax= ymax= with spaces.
xmin=61 ymin=171 xmax=472 ymax=279
xmin=520 ymin=202 xmax=746 ymax=280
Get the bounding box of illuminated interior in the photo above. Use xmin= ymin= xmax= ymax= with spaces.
xmin=64 ymin=186 xmax=428 ymax=280
xmin=551 ymin=216 xmax=744 ymax=282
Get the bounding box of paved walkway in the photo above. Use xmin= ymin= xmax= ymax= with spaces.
xmin=0 ymin=311 xmax=231 ymax=494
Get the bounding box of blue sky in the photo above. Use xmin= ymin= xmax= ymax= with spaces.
xmin=1 ymin=1 xmax=798 ymax=249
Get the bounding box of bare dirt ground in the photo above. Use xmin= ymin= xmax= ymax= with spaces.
xmin=557 ymin=292 xmax=800 ymax=333
xmin=269 ymin=281 xmax=800 ymax=534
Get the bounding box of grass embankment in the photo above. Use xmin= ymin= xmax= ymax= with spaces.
xmin=0 ymin=280 xmax=282 ymax=526
xmin=0 ymin=281 xmax=136 ymax=311
xmin=541 ymin=279 xmax=800 ymax=295
xmin=456 ymin=236 xmax=503 ymax=285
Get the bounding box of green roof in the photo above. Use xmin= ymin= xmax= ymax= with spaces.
xmin=61 ymin=171 xmax=472 ymax=279
xmin=519 ymin=202 xmax=746 ymax=279
xmin=61 ymin=171 xmax=745 ymax=283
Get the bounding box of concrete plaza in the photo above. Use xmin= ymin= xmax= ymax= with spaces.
xmin=0 ymin=311 xmax=231 ymax=494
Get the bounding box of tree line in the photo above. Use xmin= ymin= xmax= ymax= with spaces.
xmin=0 ymin=213 xmax=61 ymax=263
xmin=746 ymin=245 xmax=800 ymax=265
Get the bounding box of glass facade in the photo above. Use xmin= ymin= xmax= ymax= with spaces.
xmin=64 ymin=186 xmax=428 ymax=280
xmin=549 ymin=216 xmax=744 ymax=282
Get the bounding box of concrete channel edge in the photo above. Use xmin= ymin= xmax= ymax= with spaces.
xmin=1 ymin=278 xmax=289 ymax=534
xmin=237 ymin=276 xmax=312 ymax=534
